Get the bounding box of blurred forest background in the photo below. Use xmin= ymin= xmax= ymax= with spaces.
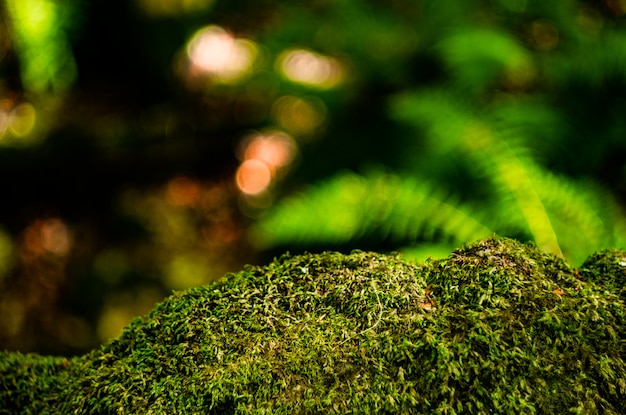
xmin=1 ymin=0 xmax=625 ymax=356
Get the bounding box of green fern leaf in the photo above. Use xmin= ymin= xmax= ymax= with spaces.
xmin=250 ymin=172 xmax=492 ymax=249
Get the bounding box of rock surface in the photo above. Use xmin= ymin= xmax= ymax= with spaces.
xmin=1 ymin=237 xmax=626 ymax=414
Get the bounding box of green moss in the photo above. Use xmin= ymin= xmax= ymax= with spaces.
xmin=2 ymin=237 xmax=626 ymax=414
xmin=579 ymin=248 xmax=626 ymax=302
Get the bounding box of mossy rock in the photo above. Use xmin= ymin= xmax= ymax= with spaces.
xmin=2 ymin=237 xmax=626 ymax=414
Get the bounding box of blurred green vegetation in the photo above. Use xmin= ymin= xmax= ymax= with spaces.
xmin=0 ymin=0 xmax=625 ymax=355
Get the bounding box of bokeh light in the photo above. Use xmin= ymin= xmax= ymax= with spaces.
xmin=8 ymin=102 xmax=37 ymax=138
xmin=271 ymin=95 xmax=327 ymax=137
xmin=277 ymin=49 xmax=344 ymax=89
xmin=241 ymin=131 xmax=297 ymax=171
xmin=117 ymin=177 xmax=249 ymax=289
xmin=0 ymin=100 xmax=37 ymax=144
xmin=236 ymin=131 xmax=297 ymax=195
xmin=236 ymin=159 xmax=273 ymax=195
xmin=185 ymin=25 xmax=258 ymax=83
xmin=0 ymin=217 xmax=76 ymax=353
xmin=21 ymin=218 xmax=72 ymax=258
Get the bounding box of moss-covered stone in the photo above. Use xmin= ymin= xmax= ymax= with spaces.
xmin=2 ymin=237 xmax=626 ymax=414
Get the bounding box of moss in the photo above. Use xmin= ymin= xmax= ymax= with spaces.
xmin=2 ymin=237 xmax=626 ymax=414
xmin=579 ymin=248 xmax=626 ymax=302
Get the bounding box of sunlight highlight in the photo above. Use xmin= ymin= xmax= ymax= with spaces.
xmin=277 ymin=49 xmax=344 ymax=89
xmin=186 ymin=25 xmax=257 ymax=83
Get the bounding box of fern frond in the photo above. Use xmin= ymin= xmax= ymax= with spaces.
xmin=468 ymin=128 xmax=563 ymax=256
xmin=474 ymin=107 xmax=626 ymax=264
xmin=533 ymin=172 xmax=626 ymax=264
xmin=389 ymin=88 xmax=626 ymax=263
xmin=436 ymin=26 xmax=532 ymax=94
xmin=250 ymin=171 xmax=492 ymax=249
xmin=391 ymin=89 xmax=563 ymax=255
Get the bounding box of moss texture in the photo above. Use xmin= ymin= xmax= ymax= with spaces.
xmin=2 ymin=237 xmax=626 ymax=414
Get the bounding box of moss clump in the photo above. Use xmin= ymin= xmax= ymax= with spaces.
xmin=2 ymin=237 xmax=626 ymax=414
xmin=579 ymin=248 xmax=626 ymax=302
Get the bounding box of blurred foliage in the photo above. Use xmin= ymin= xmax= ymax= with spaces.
xmin=252 ymin=0 xmax=626 ymax=264
xmin=5 ymin=0 xmax=78 ymax=95
xmin=0 ymin=0 xmax=625 ymax=355
xmin=250 ymin=171 xmax=493 ymax=249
